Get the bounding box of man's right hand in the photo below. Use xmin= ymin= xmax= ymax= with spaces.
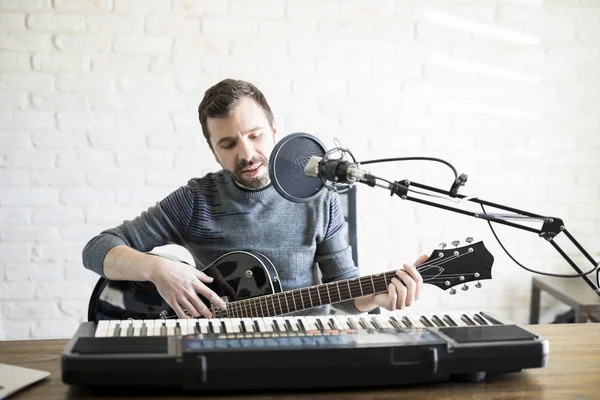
xmin=150 ymin=259 xmax=226 ymax=319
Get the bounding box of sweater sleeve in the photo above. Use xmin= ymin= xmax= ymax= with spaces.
xmin=315 ymin=192 xmax=362 ymax=314
xmin=81 ymin=186 xmax=194 ymax=278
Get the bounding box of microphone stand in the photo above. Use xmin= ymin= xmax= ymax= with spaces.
xmin=359 ymin=175 xmax=600 ymax=297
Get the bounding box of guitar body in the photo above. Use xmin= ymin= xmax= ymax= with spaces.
xmin=90 ymin=251 xmax=281 ymax=322
xmin=202 ymin=251 xmax=282 ymax=313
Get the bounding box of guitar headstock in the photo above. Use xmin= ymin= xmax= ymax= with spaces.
xmin=419 ymin=238 xmax=494 ymax=294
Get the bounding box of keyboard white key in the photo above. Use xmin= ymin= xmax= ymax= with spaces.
xmin=302 ymin=316 xmax=320 ymax=332
xmin=397 ymin=312 xmax=426 ymax=328
xmin=165 ymin=319 xmax=176 ymax=336
xmin=333 ymin=315 xmax=350 ymax=329
xmin=315 ymin=316 xmax=338 ymax=332
xmin=462 ymin=312 xmax=479 ymax=325
xmin=346 ymin=316 xmax=365 ymax=331
xmin=447 ymin=312 xmax=467 ymax=327
xmin=153 ymin=320 xmax=164 ymax=336
xmin=174 ymin=319 xmax=186 ymax=335
xmin=329 ymin=316 xmax=346 ymax=331
xmin=473 ymin=312 xmax=491 ymax=325
xmin=211 ymin=319 xmax=222 ymax=334
xmin=142 ymin=319 xmax=155 ymax=336
xmin=372 ymin=315 xmax=395 ymax=330
xmin=182 ymin=319 xmax=195 ymax=335
xmin=426 ymin=313 xmax=446 ymax=327
xmin=95 ymin=320 xmax=110 ymax=337
xmin=181 ymin=319 xmax=192 ymax=335
xmin=223 ymin=318 xmax=237 ymax=334
xmin=284 ymin=317 xmax=298 ymax=332
xmin=406 ymin=313 xmax=426 ymax=328
xmin=464 ymin=311 xmax=486 ymax=325
xmin=196 ymin=319 xmax=209 ymax=334
xmin=445 ymin=311 xmax=466 ymax=326
xmin=107 ymin=320 xmax=121 ymax=337
xmin=241 ymin=318 xmax=255 ymax=333
xmin=254 ymin=317 xmax=270 ymax=333
xmin=272 ymin=317 xmax=287 ymax=332
xmin=119 ymin=320 xmax=131 ymax=337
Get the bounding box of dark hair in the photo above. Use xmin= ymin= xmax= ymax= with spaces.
xmin=197 ymin=79 xmax=274 ymax=150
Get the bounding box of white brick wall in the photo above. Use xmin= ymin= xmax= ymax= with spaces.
xmin=1 ymin=0 xmax=599 ymax=339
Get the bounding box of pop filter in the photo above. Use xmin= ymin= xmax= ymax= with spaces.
xmin=268 ymin=132 xmax=326 ymax=203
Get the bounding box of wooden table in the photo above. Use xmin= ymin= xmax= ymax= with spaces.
xmin=1 ymin=324 xmax=599 ymax=399
xmin=530 ymin=276 xmax=600 ymax=323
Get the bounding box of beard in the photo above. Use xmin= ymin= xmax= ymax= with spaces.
xmin=227 ymin=155 xmax=270 ymax=189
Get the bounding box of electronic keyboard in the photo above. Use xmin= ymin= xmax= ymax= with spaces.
xmin=61 ymin=310 xmax=548 ymax=391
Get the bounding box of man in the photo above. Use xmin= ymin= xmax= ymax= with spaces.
xmin=82 ymin=79 xmax=426 ymax=319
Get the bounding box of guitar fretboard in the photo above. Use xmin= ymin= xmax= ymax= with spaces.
xmin=223 ymin=272 xmax=397 ymax=318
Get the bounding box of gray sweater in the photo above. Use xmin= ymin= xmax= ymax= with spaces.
xmin=82 ymin=170 xmax=361 ymax=315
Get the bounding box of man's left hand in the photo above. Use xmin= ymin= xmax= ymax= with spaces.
xmin=356 ymin=254 xmax=427 ymax=312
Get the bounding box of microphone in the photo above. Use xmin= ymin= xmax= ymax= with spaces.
xmin=269 ymin=132 xmax=375 ymax=203
xmin=304 ymin=156 xmax=369 ymax=184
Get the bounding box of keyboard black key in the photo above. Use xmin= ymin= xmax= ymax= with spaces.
xmin=347 ymin=318 xmax=359 ymax=330
xmin=473 ymin=313 xmax=489 ymax=326
xmin=480 ymin=312 xmax=503 ymax=325
xmin=297 ymin=319 xmax=309 ymax=333
xmin=420 ymin=316 xmax=434 ymax=328
xmin=443 ymin=315 xmax=458 ymax=327
xmin=461 ymin=314 xmax=476 ymax=326
xmin=359 ymin=317 xmax=373 ymax=331
xmin=388 ymin=316 xmax=402 ymax=330
xmin=315 ymin=318 xmax=326 ymax=332
xmin=370 ymin=317 xmax=383 ymax=330
xmin=285 ymin=319 xmax=295 ymax=332
xmin=401 ymin=316 xmax=414 ymax=328
xmin=431 ymin=315 xmax=446 ymax=327
xmin=328 ymin=318 xmax=337 ymax=330
xmin=358 ymin=318 xmax=367 ymax=330
xmin=113 ymin=323 xmax=121 ymax=337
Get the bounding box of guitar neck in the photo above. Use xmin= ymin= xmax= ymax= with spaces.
xmin=219 ymin=241 xmax=492 ymax=319
xmin=225 ymin=271 xmax=398 ymax=318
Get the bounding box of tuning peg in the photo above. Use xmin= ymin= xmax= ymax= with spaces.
xmin=475 ymin=281 xmax=482 ymax=289
xmin=451 ymin=240 xmax=460 ymax=248
xmin=449 ymin=288 xmax=456 ymax=295
xmin=439 ymin=242 xmax=447 ymax=249
xmin=462 ymin=284 xmax=469 ymax=291
xmin=465 ymin=237 xmax=473 ymax=244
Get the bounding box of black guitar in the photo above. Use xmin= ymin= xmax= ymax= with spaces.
xmin=88 ymin=241 xmax=494 ymax=322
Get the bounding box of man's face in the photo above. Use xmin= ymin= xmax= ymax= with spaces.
xmin=207 ymin=97 xmax=276 ymax=189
